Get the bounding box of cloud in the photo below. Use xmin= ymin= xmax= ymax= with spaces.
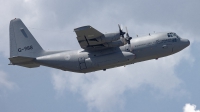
xmin=0 ymin=0 xmax=198 ymax=111
xmin=184 ymin=104 xmax=200 ymax=112
xmin=51 ymin=44 xmax=193 ymax=112
xmin=0 ymin=70 xmax=16 ymax=90
xmin=1 ymin=0 xmax=198 ymax=56
xmin=47 ymin=5 xmax=195 ymax=110
xmin=48 ymin=4 xmax=195 ymax=110
xmin=0 ymin=0 xmax=42 ymax=57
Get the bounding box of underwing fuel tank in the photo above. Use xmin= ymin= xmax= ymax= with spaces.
xmin=85 ymin=51 xmax=135 ymax=69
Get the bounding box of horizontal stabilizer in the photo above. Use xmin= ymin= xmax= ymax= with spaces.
xmin=9 ymin=56 xmax=40 ymax=68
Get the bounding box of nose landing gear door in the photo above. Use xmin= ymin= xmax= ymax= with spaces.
xmin=78 ymin=57 xmax=87 ymax=69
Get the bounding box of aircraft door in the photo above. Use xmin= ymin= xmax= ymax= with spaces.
xmin=78 ymin=57 xmax=87 ymax=69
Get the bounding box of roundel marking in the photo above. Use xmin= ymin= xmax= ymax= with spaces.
xmin=64 ymin=55 xmax=70 ymax=60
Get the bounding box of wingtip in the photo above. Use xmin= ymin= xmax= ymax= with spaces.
xmin=74 ymin=25 xmax=91 ymax=31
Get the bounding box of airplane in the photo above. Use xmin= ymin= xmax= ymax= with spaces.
xmin=8 ymin=18 xmax=190 ymax=73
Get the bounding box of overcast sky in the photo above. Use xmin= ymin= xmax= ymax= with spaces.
xmin=0 ymin=0 xmax=200 ymax=112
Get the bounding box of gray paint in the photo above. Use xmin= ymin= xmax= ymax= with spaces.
xmin=9 ymin=18 xmax=44 ymax=58
xmin=9 ymin=18 xmax=190 ymax=73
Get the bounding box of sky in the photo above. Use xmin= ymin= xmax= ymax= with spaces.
xmin=0 ymin=0 xmax=200 ymax=112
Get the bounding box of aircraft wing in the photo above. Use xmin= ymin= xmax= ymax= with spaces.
xmin=74 ymin=25 xmax=106 ymax=51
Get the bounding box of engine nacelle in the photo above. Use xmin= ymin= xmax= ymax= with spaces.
xmin=87 ymin=32 xmax=129 ymax=48
xmin=101 ymin=33 xmax=121 ymax=43
xmin=88 ymin=33 xmax=121 ymax=45
xmin=103 ymin=40 xmax=124 ymax=47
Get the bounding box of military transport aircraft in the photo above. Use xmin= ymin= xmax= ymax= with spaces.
xmin=9 ymin=18 xmax=190 ymax=73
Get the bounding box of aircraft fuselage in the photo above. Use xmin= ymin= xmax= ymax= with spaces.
xmin=35 ymin=32 xmax=190 ymax=73
xmin=9 ymin=19 xmax=190 ymax=73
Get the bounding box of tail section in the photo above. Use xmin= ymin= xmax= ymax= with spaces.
xmin=9 ymin=18 xmax=44 ymax=58
xmin=9 ymin=18 xmax=44 ymax=68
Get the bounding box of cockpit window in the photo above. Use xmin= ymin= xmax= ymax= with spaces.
xmin=167 ymin=32 xmax=180 ymax=39
xmin=173 ymin=33 xmax=176 ymax=36
xmin=167 ymin=33 xmax=174 ymax=37
xmin=174 ymin=33 xmax=181 ymax=39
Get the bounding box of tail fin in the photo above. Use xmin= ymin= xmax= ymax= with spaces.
xmin=9 ymin=18 xmax=44 ymax=58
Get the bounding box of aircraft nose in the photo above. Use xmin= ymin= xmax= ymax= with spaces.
xmin=181 ymin=39 xmax=190 ymax=47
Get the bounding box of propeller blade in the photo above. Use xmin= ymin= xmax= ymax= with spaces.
xmin=118 ymin=24 xmax=125 ymax=38
xmin=125 ymin=27 xmax=129 ymax=37
xmin=126 ymin=27 xmax=128 ymax=32
xmin=118 ymin=24 xmax=121 ymax=30
xmin=125 ymin=26 xmax=133 ymax=51
xmin=129 ymin=44 xmax=132 ymax=51
xmin=120 ymin=24 xmax=123 ymax=31
xmin=127 ymin=38 xmax=131 ymax=45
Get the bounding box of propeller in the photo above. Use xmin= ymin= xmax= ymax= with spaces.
xmin=125 ymin=27 xmax=132 ymax=51
xmin=118 ymin=24 xmax=125 ymax=38
xmin=118 ymin=24 xmax=133 ymax=51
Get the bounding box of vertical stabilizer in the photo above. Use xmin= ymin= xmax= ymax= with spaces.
xmin=9 ymin=18 xmax=44 ymax=58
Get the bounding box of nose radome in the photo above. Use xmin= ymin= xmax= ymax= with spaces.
xmin=181 ymin=39 xmax=190 ymax=47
